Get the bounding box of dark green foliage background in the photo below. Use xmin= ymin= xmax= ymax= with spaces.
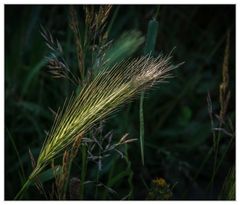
xmin=5 ymin=5 xmax=235 ymax=200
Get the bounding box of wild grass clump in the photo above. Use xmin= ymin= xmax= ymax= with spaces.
xmin=15 ymin=53 xmax=180 ymax=199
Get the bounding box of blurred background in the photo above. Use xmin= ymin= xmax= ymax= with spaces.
xmin=5 ymin=5 xmax=235 ymax=200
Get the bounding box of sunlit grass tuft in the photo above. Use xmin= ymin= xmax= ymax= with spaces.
xmin=15 ymin=54 xmax=180 ymax=199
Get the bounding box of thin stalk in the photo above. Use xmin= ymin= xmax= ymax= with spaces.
xmin=216 ymin=134 xmax=234 ymax=173
xmin=94 ymin=165 xmax=100 ymax=199
xmin=208 ymin=123 xmax=234 ymax=192
xmin=102 ymin=158 xmax=115 ymax=199
xmin=194 ymin=147 xmax=213 ymax=180
xmin=7 ymin=129 xmax=26 ymax=182
xmin=14 ymin=165 xmax=43 ymax=199
xmin=106 ymin=6 xmax=119 ymax=36
xmin=95 ymin=132 xmax=102 ymax=199
xmin=124 ymin=144 xmax=134 ymax=199
xmin=182 ymin=147 xmax=213 ymax=199
xmin=14 ymin=178 xmax=31 ymax=200
xmin=80 ymin=145 xmax=87 ymax=199
xmin=209 ymin=123 xmax=223 ymax=192
xmin=139 ymin=92 xmax=145 ymax=165
xmin=63 ymin=158 xmax=73 ymax=199
xmin=140 ymin=174 xmax=150 ymax=191
xmin=95 ymin=170 xmax=100 ymax=199
xmin=154 ymin=6 xmax=160 ymax=19
xmin=140 ymin=17 xmax=159 ymax=166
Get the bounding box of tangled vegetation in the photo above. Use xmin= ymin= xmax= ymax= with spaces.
xmin=5 ymin=5 xmax=235 ymax=200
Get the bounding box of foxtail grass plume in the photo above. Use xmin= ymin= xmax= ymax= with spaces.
xmin=15 ymin=54 xmax=181 ymax=199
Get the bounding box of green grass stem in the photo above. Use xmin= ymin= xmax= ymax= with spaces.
xmin=140 ymin=18 xmax=159 ymax=166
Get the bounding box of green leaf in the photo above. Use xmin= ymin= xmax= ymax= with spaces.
xmin=21 ymin=59 xmax=47 ymax=96
xmin=144 ymin=19 xmax=159 ymax=55
xmin=17 ymin=101 xmax=51 ymax=119
xmin=108 ymin=171 xmax=129 ymax=187
xmin=93 ymin=31 xmax=144 ymax=75
xmin=29 ymin=166 xmax=62 ymax=186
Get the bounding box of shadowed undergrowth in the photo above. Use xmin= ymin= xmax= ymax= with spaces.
xmin=5 ymin=5 xmax=235 ymax=200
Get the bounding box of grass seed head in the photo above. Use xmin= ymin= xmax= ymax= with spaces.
xmin=36 ymin=54 xmax=180 ymax=172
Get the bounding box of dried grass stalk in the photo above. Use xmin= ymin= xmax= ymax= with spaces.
xmin=69 ymin=6 xmax=85 ymax=81
xmin=219 ymin=31 xmax=231 ymax=122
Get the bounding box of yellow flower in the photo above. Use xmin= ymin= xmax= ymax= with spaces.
xmin=147 ymin=177 xmax=173 ymax=200
xmin=152 ymin=177 xmax=167 ymax=187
